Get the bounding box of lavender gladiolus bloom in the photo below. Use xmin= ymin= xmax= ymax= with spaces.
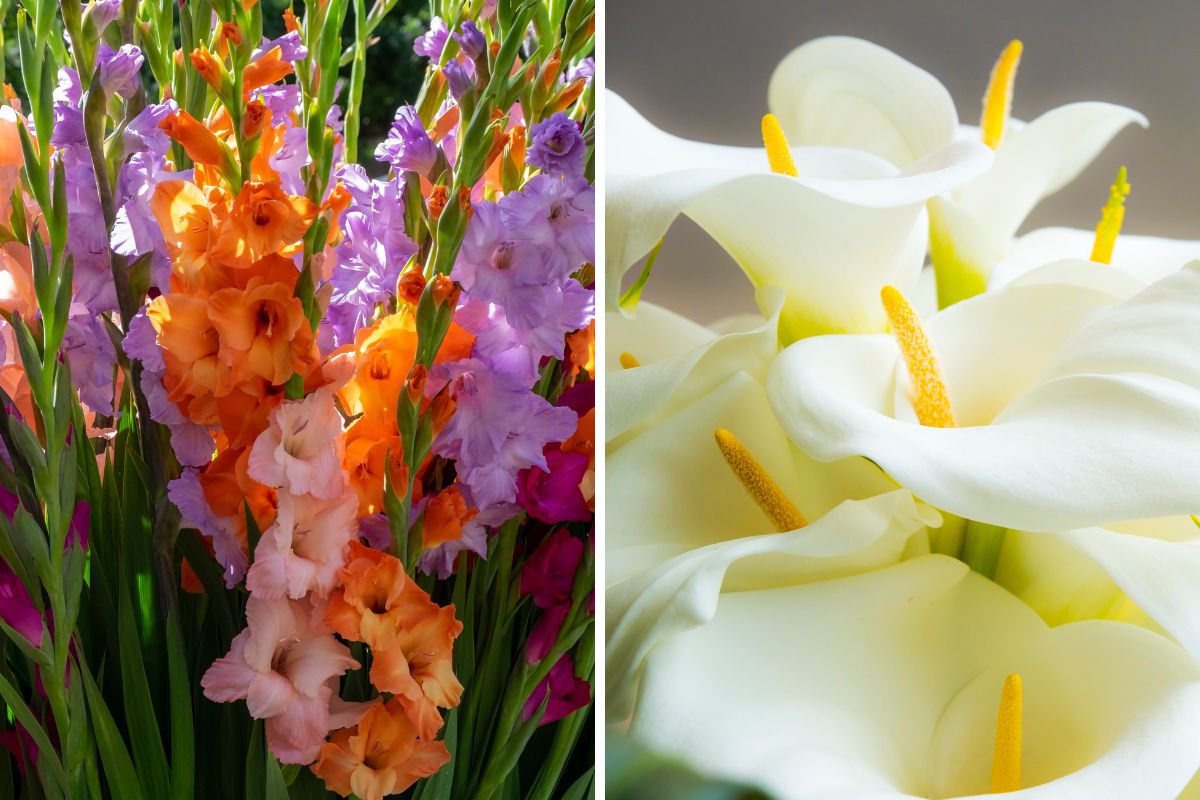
xmin=51 ymin=69 xmax=85 ymax=147
xmin=426 ymin=358 xmax=577 ymax=508
xmin=96 ymin=44 xmax=144 ymax=99
xmin=527 ymin=113 xmax=587 ymax=179
xmin=414 ymin=16 xmax=449 ymax=61
xmin=444 ymin=59 xmax=475 ymax=101
xmin=454 ymin=20 xmax=486 ymax=60
xmin=374 ymin=105 xmax=438 ymax=176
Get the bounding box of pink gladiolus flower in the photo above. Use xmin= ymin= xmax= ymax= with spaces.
xmin=523 ymin=654 xmax=590 ymax=726
xmin=246 ymin=490 xmax=358 ymax=600
xmin=248 ymin=388 xmax=347 ymax=499
xmin=201 ymin=595 xmax=359 ymax=764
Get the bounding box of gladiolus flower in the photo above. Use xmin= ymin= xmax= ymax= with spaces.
xmin=521 ymin=528 xmax=583 ymax=609
xmin=246 ymin=490 xmax=357 ymax=600
xmin=243 ymin=46 xmax=294 ymax=95
xmin=201 ymin=595 xmax=358 ymax=764
xmin=190 ymin=47 xmax=229 ymax=94
xmin=159 ymin=111 xmax=229 ymax=167
xmin=343 ymin=417 xmax=404 ymax=517
xmin=248 ymin=388 xmax=347 ymax=499
xmin=523 ymin=655 xmax=590 ymax=726
xmin=324 ymin=542 xmax=463 ymax=740
xmin=207 ymin=279 xmax=315 ymax=386
xmin=312 ymin=698 xmax=450 ymax=800
xmin=211 ymin=181 xmax=316 ymax=268
xmin=421 ymin=486 xmax=477 ymax=549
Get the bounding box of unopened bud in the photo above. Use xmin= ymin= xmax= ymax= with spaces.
xmin=405 ymin=364 xmax=427 ymax=403
xmin=457 ymin=186 xmax=473 ymax=218
xmin=431 ymin=275 xmax=460 ymax=307
xmin=397 ymin=269 xmax=426 ymax=305
xmin=428 ymin=185 xmax=449 ymax=219
xmin=430 ymin=389 xmax=456 ymax=431
xmin=283 ymin=7 xmax=299 ymax=32
xmin=242 ymin=99 xmax=270 ymax=138
xmin=220 ymin=21 xmax=243 ymax=47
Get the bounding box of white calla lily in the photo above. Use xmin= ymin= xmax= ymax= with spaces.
xmin=606 ymin=363 xmax=927 ymax=719
xmin=768 ymin=262 xmax=1200 ymax=532
xmin=767 ymin=36 xmax=1147 ymax=306
xmin=630 ymin=556 xmax=1200 ymax=799
xmin=605 ymin=287 xmax=784 ymax=444
xmin=990 ymin=226 xmax=1200 ymax=289
xmin=605 ymin=90 xmax=992 ymax=340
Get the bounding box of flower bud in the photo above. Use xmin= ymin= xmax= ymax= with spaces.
xmin=220 ymin=21 xmax=243 ymax=48
xmin=405 ymin=364 xmax=427 ymax=404
xmin=242 ymin=99 xmax=270 ymax=139
xmin=283 ymin=6 xmax=299 ymax=33
xmin=457 ymin=187 xmax=473 ymax=218
xmin=428 ymin=185 xmax=448 ymax=220
xmin=431 ymin=275 xmax=460 ymax=308
xmin=430 ymin=389 xmax=456 ymax=431
xmin=191 ymin=47 xmax=230 ymax=96
xmin=397 ymin=269 xmax=426 ymax=306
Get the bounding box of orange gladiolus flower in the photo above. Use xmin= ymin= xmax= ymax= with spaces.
xmin=149 ymin=293 xmax=228 ymax=419
xmin=243 ymin=46 xmax=293 ymax=95
xmin=565 ymin=320 xmax=594 ymax=379
xmin=207 ymin=279 xmax=317 ymax=386
xmin=369 ymin=607 xmax=463 ymax=740
xmin=211 ymin=181 xmax=315 ymax=269
xmin=190 ymin=47 xmax=227 ymax=93
xmin=312 ymin=698 xmax=450 ymax=800
xmin=422 ymin=487 xmax=477 ymax=549
xmin=343 ymin=418 xmax=405 ymax=517
xmin=151 ymin=180 xmax=219 ymax=292
xmin=324 ymin=543 xmax=464 ymax=740
xmin=338 ymin=312 xmax=473 ymax=427
xmin=160 ymin=111 xmax=229 ymax=167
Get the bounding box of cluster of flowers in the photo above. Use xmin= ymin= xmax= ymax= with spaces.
xmin=0 ymin=0 xmax=594 ymax=797
xmin=610 ymin=35 xmax=1200 ymax=800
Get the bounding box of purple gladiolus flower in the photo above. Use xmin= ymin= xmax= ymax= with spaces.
xmin=414 ymin=16 xmax=450 ymax=61
xmin=523 ymin=655 xmax=590 ymax=724
xmin=87 ymin=0 xmax=121 ymax=32
xmin=51 ymin=69 xmax=85 ymax=147
xmin=443 ymin=59 xmax=475 ymax=101
xmin=168 ymin=470 xmax=245 ymax=587
xmin=454 ymin=20 xmax=486 ymax=60
xmin=565 ymin=57 xmax=595 ymax=83
xmin=517 ymin=446 xmax=592 ymax=524
xmin=527 ymin=112 xmax=586 ymax=179
xmin=374 ymin=105 xmax=438 ymax=176
xmin=499 ymin=175 xmax=595 ymax=270
xmin=255 ymin=31 xmax=308 ymax=63
xmin=426 ymin=358 xmax=577 ymax=508
xmin=96 ymin=44 xmax=144 ymax=99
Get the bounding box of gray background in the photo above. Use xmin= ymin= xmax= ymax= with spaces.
xmin=608 ymin=0 xmax=1200 ymax=322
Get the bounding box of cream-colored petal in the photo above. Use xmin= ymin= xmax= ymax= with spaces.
xmin=630 ymin=556 xmax=1200 ymax=800
xmin=605 ymin=287 xmax=783 ymax=445
xmin=606 ymin=91 xmax=993 ymax=339
xmin=767 ymin=36 xmax=958 ymax=167
xmin=768 ymin=265 xmax=1200 ymax=530
xmin=607 ymin=489 xmax=933 ymax=723
xmin=992 ymin=227 xmax=1200 ymax=289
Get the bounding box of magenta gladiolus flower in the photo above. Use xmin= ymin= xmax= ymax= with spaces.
xmin=520 ymin=528 xmax=584 ymax=609
xmin=516 ymin=446 xmax=591 ymax=524
xmin=523 ymin=654 xmax=590 ymax=725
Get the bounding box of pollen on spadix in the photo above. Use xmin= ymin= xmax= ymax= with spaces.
xmin=881 ymin=286 xmax=955 ymax=428
xmin=619 ymin=352 xmax=640 ymax=369
xmin=713 ymin=428 xmax=807 ymax=532
xmin=1090 ymin=166 xmax=1130 ymax=265
xmin=981 ymin=40 xmax=1023 ymax=149
xmin=991 ymin=673 xmax=1023 ymax=793
xmin=761 ymin=114 xmax=799 ymax=177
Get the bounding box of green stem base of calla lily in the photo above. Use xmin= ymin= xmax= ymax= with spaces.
xmin=962 ymin=519 xmax=1009 ymax=579
xmin=929 ymin=214 xmax=989 ymax=309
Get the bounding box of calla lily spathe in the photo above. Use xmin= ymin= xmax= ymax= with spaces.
xmin=990 ymin=226 xmax=1200 ymax=289
xmin=768 ymin=262 xmax=1200 ymax=532
xmin=606 ymin=90 xmax=992 ymax=340
xmin=606 ymin=295 xmax=936 ymax=719
xmin=630 ymin=555 xmax=1200 ymax=800
xmin=767 ymin=36 xmax=1147 ymax=306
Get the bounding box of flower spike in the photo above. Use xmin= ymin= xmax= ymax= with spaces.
xmin=761 ymin=114 xmax=799 ymax=177
xmin=1090 ymin=166 xmax=1131 ymax=265
xmin=991 ymin=673 xmax=1023 ymax=792
xmin=981 ymin=40 xmax=1023 ymax=149
xmin=881 ymin=286 xmax=955 ymax=428
xmin=713 ymin=428 xmax=807 ymax=531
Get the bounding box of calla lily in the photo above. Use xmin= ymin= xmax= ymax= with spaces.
xmin=629 ymin=555 xmax=1200 ymax=799
xmin=767 ymin=36 xmax=1147 ymax=307
xmin=606 ymin=90 xmax=992 ymax=340
xmin=607 ymin=348 xmax=931 ymax=719
xmin=990 ymin=226 xmax=1200 ymax=290
xmin=605 ymin=287 xmax=784 ymax=444
xmin=768 ymin=262 xmax=1200 ymax=532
